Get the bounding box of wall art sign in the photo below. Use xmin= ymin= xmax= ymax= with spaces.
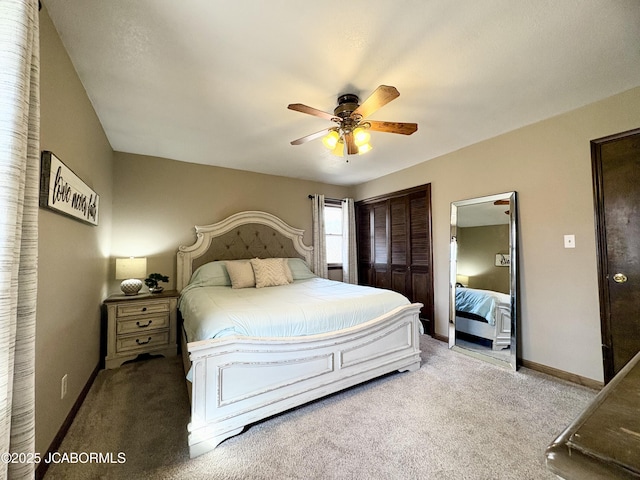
xmin=39 ymin=151 xmax=99 ymax=226
xmin=495 ymin=253 xmax=510 ymax=267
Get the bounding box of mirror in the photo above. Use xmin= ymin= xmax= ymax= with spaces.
xmin=449 ymin=192 xmax=517 ymax=370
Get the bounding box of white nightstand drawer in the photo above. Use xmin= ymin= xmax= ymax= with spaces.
xmin=117 ymin=301 xmax=170 ymax=318
xmin=116 ymin=331 xmax=169 ymax=352
xmin=116 ymin=331 xmax=170 ymax=353
xmin=116 ymin=315 xmax=169 ymax=335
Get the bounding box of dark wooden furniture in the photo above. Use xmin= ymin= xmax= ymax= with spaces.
xmin=545 ymin=350 xmax=640 ymax=479
xmin=355 ymin=184 xmax=434 ymax=335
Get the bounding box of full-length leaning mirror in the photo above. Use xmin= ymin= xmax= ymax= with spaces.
xmin=449 ymin=192 xmax=518 ymax=370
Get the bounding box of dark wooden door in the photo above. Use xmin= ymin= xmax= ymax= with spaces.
xmin=592 ymin=128 xmax=640 ymax=383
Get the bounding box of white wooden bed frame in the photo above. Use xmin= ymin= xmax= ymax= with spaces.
xmin=177 ymin=211 xmax=422 ymax=458
xmin=455 ymin=303 xmax=511 ymax=351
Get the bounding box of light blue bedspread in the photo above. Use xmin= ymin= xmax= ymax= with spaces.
xmin=179 ymin=277 xmax=411 ymax=342
xmin=455 ymin=287 xmax=510 ymax=326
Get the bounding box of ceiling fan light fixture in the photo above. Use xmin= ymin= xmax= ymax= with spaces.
xmin=357 ymin=143 xmax=372 ymax=155
xmin=322 ymin=130 xmax=340 ymax=150
xmin=331 ymin=139 xmax=344 ymax=157
xmin=353 ymin=126 xmax=370 ymax=146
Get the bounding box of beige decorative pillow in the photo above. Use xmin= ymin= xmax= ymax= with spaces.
xmin=250 ymin=258 xmax=292 ymax=288
xmin=225 ymin=260 xmax=255 ymax=289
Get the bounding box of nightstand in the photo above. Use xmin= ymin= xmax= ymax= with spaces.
xmin=104 ymin=290 xmax=179 ymax=369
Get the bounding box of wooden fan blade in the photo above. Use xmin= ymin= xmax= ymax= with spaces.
xmin=367 ymin=120 xmax=418 ymax=135
xmin=494 ymin=200 xmax=510 ymax=205
xmin=290 ymin=128 xmax=333 ymax=145
xmin=352 ymin=85 xmax=400 ymax=119
xmin=344 ymin=132 xmax=358 ymax=155
xmin=288 ymin=103 xmax=338 ymax=122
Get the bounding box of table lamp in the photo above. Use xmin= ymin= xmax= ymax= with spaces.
xmin=115 ymin=257 xmax=147 ymax=295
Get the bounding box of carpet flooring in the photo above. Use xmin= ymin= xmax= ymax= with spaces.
xmin=43 ymin=336 xmax=596 ymax=479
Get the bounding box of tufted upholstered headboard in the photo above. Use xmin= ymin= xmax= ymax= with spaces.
xmin=176 ymin=211 xmax=314 ymax=291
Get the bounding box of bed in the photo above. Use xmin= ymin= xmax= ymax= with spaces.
xmin=455 ymin=287 xmax=511 ymax=351
xmin=176 ymin=211 xmax=423 ymax=457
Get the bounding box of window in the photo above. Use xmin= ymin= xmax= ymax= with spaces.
xmin=324 ymin=201 xmax=343 ymax=266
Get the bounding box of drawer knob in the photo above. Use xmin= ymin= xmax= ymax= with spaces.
xmin=136 ymin=320 xmax=152 ymax=328
xmin=136 ymin=337 xmax=152 ymax=345
xmin=141 ymin=307 xmax=147 ymax=312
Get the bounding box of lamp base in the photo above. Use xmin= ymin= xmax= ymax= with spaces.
xmin=120 ymin=278 xmax=143 ymax=296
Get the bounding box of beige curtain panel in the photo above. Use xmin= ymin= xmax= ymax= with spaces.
xmin=310 ymin=194 xmax=328 ymax=278
xmin=0 ymin=1 xmax=40 ymax=479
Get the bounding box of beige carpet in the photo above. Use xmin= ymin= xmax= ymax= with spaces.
xmin=43 ymin=336 xmax=596 ymax=479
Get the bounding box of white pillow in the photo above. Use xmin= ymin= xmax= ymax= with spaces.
xmin=250 ymin=258 xmax=292 ymax=288
xmin=225 ymin=260 xmax=256 ymax=289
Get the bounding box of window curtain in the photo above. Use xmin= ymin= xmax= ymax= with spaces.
xmin=310 ymin=194 xmax=328 ymax=278
xmin=342 ymin=198 xmax=358 ymax=284
xmin=0 ymin=1 xmax=40 ymax=479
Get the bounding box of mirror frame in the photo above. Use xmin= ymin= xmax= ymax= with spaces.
xmin=448 ymin=191 xmax=518 ymax=370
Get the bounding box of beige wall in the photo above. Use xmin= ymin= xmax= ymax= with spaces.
xmin=354 ymin=86 xmax=640 ymax=382
xmin=458 ymin=225 xmax=510 ymax=294
xmin=37 ymin=7 xmax=114 ymax=455
xmin=110 ymin=153 xmax=351 ymax=293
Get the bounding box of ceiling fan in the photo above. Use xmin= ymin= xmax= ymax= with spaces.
xmin=288 ymin=85 xmax=418 ymax=157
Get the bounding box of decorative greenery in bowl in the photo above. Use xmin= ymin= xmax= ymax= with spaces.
xmin=145 ymin=273 xmax=169 ymax=293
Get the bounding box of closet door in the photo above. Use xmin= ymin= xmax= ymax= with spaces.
xmin=356 ymin=203 xmax=373 ymax=285
xmin=407 ymin=189 xmax=433 ymax=329
xmin=372 ymin=201 xmax=390 ymax=289
xmin=356 ymin=185 xmax=434 ymax=335
xmin=390 ymin=196 xmax=411 ymax=298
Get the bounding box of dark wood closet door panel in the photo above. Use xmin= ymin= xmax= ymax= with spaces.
xmin=409 ymin=192 xmax=430 ymax=266
xmin=356 ymin=204 xmax=374 ymax=284
xmin=392 ymin=269 xmax=409 ymax=297
xmin=356 ymin=204 xmax=372 ymax=265
xmin=374 ymin=266 xmax=390 ymax=289
xmin=390 ymin=197 xmax=408 ymax=266
xmin=411 ymin=270 xmax=431 ymax=318
xmin=373 ymin=203 xmax=388 ymax=264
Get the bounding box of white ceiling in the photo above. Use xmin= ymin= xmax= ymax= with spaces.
xmin=43 ymin=1 xmax=640 ymax=186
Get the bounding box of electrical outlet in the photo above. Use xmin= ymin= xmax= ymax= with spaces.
xmin=61 ymin=374 xmax=68 ymax=400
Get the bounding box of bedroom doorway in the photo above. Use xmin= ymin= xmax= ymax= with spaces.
xmin=592 ymin=127 xmax=640 ymax=383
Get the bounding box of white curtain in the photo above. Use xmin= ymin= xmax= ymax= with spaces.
xmin=0 ymin=1 xmax=39 ymax=479
xmin=342 ymin=198 xmax=358 ymax=284
xmin=310 ymin=194 xmax=328 ymax=278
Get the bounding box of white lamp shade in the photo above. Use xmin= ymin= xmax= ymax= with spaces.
xmin=115 ymin=257 xmax=147 ymax=279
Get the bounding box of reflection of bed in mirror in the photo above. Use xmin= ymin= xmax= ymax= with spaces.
xmin=449 ymin=191 xmax=517 ymax=370
xmin=455 ymin=287 xmax=510 ymax=351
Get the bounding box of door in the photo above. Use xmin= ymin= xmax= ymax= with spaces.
xmin=355 ymin=184 xmax=434 ymax=335
xmin=592 ymin=128 xmax=640 ymax=383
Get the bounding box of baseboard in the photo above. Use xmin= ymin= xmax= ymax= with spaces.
xmin=521 ymin=359 xmax=603 ymax=390
xmin=433 ymin=333 xmax=449 ymax=344
xmin=36 ymin=362 xmax=101 ymax=480
xmin=431 ymin=335 xmax=603 ymax=390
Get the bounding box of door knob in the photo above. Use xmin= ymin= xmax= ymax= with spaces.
xmin=613 ymin=273 xmax=628 ymax=283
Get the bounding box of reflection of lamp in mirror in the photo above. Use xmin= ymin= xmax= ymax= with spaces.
xmin=115 ymin=257 xmax=147 ymax=295
xmin=456 ymin=274 xmax=470 ymax=287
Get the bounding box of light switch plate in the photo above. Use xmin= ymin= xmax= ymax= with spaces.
xmin=564 ymin=234 xmax=576 ymax=248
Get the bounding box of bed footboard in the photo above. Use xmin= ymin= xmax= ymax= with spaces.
xmin=456 ymin=304 xmax=511 ymax=350
xmin=186 ymin=303 xmax=422 ymax=457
